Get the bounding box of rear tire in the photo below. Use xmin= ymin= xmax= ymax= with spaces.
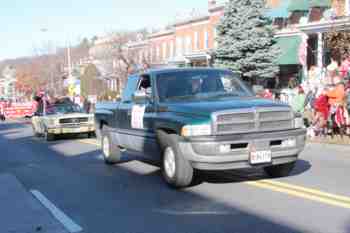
xmin=101 ymin=127 xmax=121 ymax=165
xmin=264 ymin=161 xmax=296 ymax=178
xmin=158 ymin=132 xmax=193 ymax=189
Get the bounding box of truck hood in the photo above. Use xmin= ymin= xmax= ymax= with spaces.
xmin=164 ymin=97 xmax=289 ymax=117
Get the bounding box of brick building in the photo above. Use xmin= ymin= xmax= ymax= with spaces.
xmin=266 ymin=0 xmax=350 ymax=88
xmin=93 ymin=0 xmax=350 ymax=92
xmin=127 ymin=0 xmax=225 ymax=68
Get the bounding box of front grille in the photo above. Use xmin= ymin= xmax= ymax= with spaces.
xmin=217 ymin=122 xmax=256 ymax=133
xmin=216 ymin=112 xmax=255 ymax=123
xmin=259 ymin=120 xmax=293 ymax=131
xmin=213 ymin=108 xmax=293 ymax=135
xmin=59 ymin=117 xmax=89 ymax=124
xmin=259 ymin=111 xmax=292 ymax=121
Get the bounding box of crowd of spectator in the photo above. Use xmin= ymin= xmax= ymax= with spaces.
xmin=281 ymin=57 xmax=350 ymax=139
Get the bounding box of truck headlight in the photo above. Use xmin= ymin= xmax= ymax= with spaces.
xmin=181 ymin=124 xmax=212 ymax=137
xmin=294 ymin=117 xmax=304 ymax=129
xmin=88 ymin=116 xmax=94 ymax=122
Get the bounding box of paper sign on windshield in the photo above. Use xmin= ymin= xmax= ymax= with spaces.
xmin=131 ymin=105 xmax=146 ymax=129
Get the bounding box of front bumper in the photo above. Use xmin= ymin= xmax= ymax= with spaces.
xmin=47 ymin=124 xmax=95 ymax=135
xmin=178 ymin=129 xmax=306 ymax=170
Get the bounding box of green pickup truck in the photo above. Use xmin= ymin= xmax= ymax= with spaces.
xmin=95 ymin=68 xmax=306 ymax=188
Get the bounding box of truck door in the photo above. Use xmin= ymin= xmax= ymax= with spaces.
xmin=116 ymin=75 xmax=139 ymax=148
xmin=127 ymin=74 xmax=159 ymax=158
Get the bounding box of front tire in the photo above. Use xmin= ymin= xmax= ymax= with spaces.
xmin=101 ymin=128 xmax=121 ymax=165
xmin=159 ymin=133 xmax=193 ymax=189
xmin=264 ymin=161 xmax=296 ymax=178
xmin=88 ymin=132 xmax=95 ymax=138
xmin=32 ymin=124 xmax=41 ymax=137
xmin=45 ymin=131 xmax=55 ymax=141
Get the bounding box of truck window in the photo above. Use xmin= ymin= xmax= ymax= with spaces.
xmin=157 ymin=70 xmax=252 ymax=102
xmin=122 ymin=75 xmax=139 ymax=103
xmin=137 ymin=75 xmax=152 ymax=94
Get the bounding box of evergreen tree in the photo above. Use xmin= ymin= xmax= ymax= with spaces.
xmin=215 ymin=0 xmax=280 ymax=80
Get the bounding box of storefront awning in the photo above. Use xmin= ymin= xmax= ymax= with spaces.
xmin=309 ymin=0 xmax=331 ymax=8
xmin=287 ymin=0 xmax=309 ymax=12
xmin=276 ymin=36 xmax=302 ymax=65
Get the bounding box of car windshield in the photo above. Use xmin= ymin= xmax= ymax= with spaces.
xmin=156 ymin=70 xmax=253 ymax=102
xmin=45 ymin=104 xmax=83 ymax=115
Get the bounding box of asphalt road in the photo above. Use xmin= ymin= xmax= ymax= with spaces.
xmin=1 ymin=120 xmax=350 ymax=233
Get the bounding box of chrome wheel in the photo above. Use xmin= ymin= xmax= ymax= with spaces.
xmin=164 ymin=147 xmax=176 ymax=178
xmin=103 ymin=136 xmax=110 ymax=158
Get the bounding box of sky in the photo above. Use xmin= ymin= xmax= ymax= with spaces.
xmin=0 ymin=0 xmax=208 ymax=61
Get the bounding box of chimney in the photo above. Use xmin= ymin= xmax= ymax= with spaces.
xmin=208 ymin=0 xmax=216 ymax=9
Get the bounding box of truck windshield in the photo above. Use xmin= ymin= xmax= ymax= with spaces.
xmin=156 ymin=70 xmax=253 ymax=102
xmin=46 ymin=104 xmax=83 ymax=115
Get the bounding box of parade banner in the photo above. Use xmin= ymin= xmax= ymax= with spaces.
xmin=3 ymin=103 xmax=33 ymax=118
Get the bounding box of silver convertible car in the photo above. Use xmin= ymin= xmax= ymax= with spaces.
xmin=32 ymin=103 xmax=95 ymax=141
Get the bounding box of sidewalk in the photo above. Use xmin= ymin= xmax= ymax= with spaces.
xmin=0 ymin=174 xmax=68 ymax=233
xmin=308 ymin=135 xmax=350 ymax=146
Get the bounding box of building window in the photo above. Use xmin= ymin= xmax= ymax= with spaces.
xmin=162 ymin=42 xmax=167 ymax=60
xmin=185 ymin=36 xmax=192 ymax=54
xmin=144 ymin=50 xmax=148 ymax=62
xmin=156 ymin=46 xmax=160 ymax=60
xmin=204 ymin=30 xmax=209 ymax=49
xmin=194 ymin=31 xmax=199 ymax=50
xmin=150 ymin=48 xmax=153 ymax=62
xmin=176 ymin=37 xmax=183 ymax=56
xmin=170 ymin=40 xmax=174 ymax=58
xmin=139 ymin=51 xmax=143 ymax=63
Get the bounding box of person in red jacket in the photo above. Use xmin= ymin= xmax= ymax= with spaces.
xmin=312 ymin=90 xmax=329 ymax=135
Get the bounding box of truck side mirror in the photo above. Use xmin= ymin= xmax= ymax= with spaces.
xmin=132 ymin=90 xmax=150 ymax=103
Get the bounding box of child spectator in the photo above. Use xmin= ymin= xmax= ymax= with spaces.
xmin=291 ymin=86 xmax=306 ymax=114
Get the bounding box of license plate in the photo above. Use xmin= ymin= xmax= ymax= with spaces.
xmin=63 ymin=128 xmax=81 ymax=133
xmin=250 ymin=150 xmax=272 ymax=165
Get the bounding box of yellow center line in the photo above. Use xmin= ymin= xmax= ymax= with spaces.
xmin=77 ymin=139 xmax=100 ymax=146
xmin=246 ymin=180 xmax=350 ymax=209
xmin=77 ymin=138 xmax=350 ymax=209
xmin=260 ymin=180 xmax=350 ymax=203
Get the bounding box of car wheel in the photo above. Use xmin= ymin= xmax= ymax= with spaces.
xmin=160 ymin=133 xmax=193 ymax=189
xmin=95 ymin=124 xmax=104 ymax=141
xmin=264 ymin=161 xmax=296 ymax=178
xmin=32 ymin=124 xmax=41 ymax=137
xmin=101 ymin=127 xmax=121 ymax=164
xmin=87 ymin=132 xmax=95 ymax=138
xmin=44 ymin=130 xmax=55 ymax=141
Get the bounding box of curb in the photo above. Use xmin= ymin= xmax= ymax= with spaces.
xmin=307 ymin=136 xmax=350 ymax=146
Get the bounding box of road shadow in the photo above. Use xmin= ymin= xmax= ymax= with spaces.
xmin=0 ymin=121 xmax=313 ymax=233
xmin=0 ymin=121 xmax=27 ymax=131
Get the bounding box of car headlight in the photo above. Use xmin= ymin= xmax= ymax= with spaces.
xmin=181 ymin=124 xmax=212 ymax=137
xmin=294 ymin=117 xmax=304 ymax=129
